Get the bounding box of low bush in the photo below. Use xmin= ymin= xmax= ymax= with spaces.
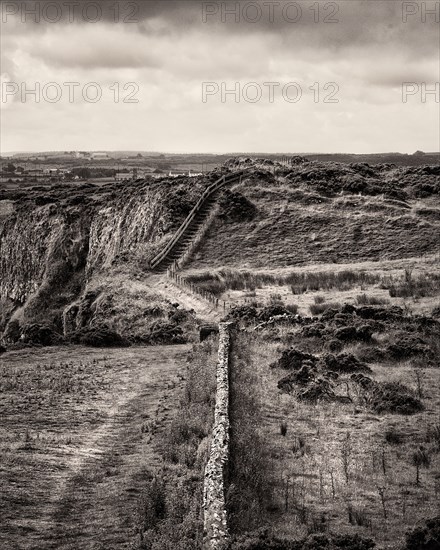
xmin=405 ymin=516 xmax=440 ymax=550
xmin=355 ymin=294 xmax=389 ymax=306
xmin=385 ymin=427 xmax=405 ymax=445
xmin=323 ymin=353 xmax=371 ymax=374
xmin=347 ymin=505 xmax=372 ymax=528
xmin=426 ymin=425 xmax=440 ymax=452
xmin=20 ymin=323 xmax=63 ymax=346
xmin=218 ymin=190 xmax=257 ymax=222
xmin=271 ymin=348 xmax=318 ymax=371
xmin=387 ymin=272 xmax=440 ymax=299
xmin=310 ymin=303 xmax=342 ymax=316
xmin=352 ymin=374 xmax=424 ymax=415
xmin=70 ymin=325 xmax=130 ymax=347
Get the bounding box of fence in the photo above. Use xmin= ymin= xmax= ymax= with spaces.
xmin=150 ymin=171 xmax=243 ymax=270
xmin=166 ymin=268 xmax=229 ymax=311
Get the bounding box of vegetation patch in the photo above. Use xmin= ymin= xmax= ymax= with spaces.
xmin=218 ymin=190 xmax=257 ymax=222
xmin=69 ymin=325 xmax=130 ymax=347
xmin=135 ymin=339 xmax=217 ymax=550
xmin=229 ymin=530 xmax=376 ymax=550
xmin=351 ymin=374 xmax=424 ymax=415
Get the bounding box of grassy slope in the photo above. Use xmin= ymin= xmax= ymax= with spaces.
xmin=0 ymin=345 xmax=189 ymax=550
xmin=186 ymin=180 xmax=440 ymax=270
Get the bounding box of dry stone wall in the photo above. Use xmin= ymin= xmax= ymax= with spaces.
xmin=203 ymin=322 xmax=232 ymax=550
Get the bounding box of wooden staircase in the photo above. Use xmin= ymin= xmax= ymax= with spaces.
xmin=150 ymin=171 xmax=243 ymax=273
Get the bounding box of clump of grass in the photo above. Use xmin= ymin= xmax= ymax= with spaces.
xmin=347 ymin=505 xmax=372 ymax=528
xmin=268 ymin=293 xmax=282 ymax=304
xmin=426 ymin=424 xmax=440 ymax=451
xmin=355 ymin=294 xmax=389 ymax=306
xmin=412 ymin=447 xmax=431 ymax=484
xmin=385 ymin=427 xmax=404 ymax=445
xmin=284 ymin=303 xmax=299 ymax=315
xmin=387 ymin=270 xmax=440 ymax=299
xmin=310 ymin=302 xmax=342 ymax=315
xmin=292 ymin=436 xmax=306 ymax=455
xmin=314 ymin=295 xmax=326 ymax=304
xmin=187 ymin=269 xmax=382 ymax=297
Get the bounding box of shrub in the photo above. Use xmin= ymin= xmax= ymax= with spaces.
xmin=385 ymin=427 xmax=404 ymax=445
xmin=145 ymin=321 xmax=186 ymax=345
xmin=140 ymin=472 xmax=167 ymax=529
xmin=258 ymin=304 xmax=298 ymax=321
xmin=323 ymin=353 xmax=371 ymax=374
xmin=331 ymin=534 xmax=375 ymax=550
xmin=347 ymin=505 xmax=372 ymax=527
xmin=387 ymin=273 xmax=440 ymax=299
xmin=218 ymin=190 xmax=257 ymax=222
xmin=426 ymin=425 xmax=440 ymax=451
xmin=70 ymin=325 xmax=130 ymax=347
xmin=310 ymin=303 xmax=342 ymax=316
xmin=352 ymin=375 xmax=424 ymax=415
xmin=355 ymin=294 xmax=389 ymax=306
xmin=405 ymin=516 xmax=440 ymax=549
xmin=20 ymin=323 xmax=63 ymax=346
xmin=272 ymin=348 xmax=318 ymax=371
xmin=412 ymin=448 xmax=431 ymax=484
xmin=269 ymin=293 xmax=282 ymax=304
xmin=3 ymin=319 xmax=21 ymax=343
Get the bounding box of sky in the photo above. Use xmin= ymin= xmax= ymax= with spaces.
xmin=0 ymin=0 xmax=439 ymax=154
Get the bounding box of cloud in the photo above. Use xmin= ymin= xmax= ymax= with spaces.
xmin=0 ymin=0 xmax=438 ymax=153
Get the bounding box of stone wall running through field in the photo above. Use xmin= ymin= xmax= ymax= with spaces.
xmin=203 ymin=322 xmax=232 ymax=550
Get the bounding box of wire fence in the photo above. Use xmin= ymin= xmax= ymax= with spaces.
xmin=167 ymin=268 xmax=229 ymax=311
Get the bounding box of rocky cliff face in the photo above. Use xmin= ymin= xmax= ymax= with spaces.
xmin=0 ymin=176 xmax=208 ymax=341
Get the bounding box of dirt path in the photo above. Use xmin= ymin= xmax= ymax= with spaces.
xmin=0 ymin=345 xmax=190 ymax=550
xmin=146 ymin=273 xmax=223 ymax=323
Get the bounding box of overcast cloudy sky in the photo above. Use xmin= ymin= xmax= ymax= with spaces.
xmin=0 ymin=0 xmax=439 ymax=153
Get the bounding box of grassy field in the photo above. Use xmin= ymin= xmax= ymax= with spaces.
xmin=227 ymin=307 xmax=440 ymax=549
xmin=0 ymin=344 xmax=190 ymax=550
xmin=183 ymin=256 xmax=440 ymax=317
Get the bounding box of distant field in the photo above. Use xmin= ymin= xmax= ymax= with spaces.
xmin=0 ymin=345 xmax=189 ymax=550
